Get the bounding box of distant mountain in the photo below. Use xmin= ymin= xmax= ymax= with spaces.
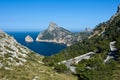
xmin=0 ymin=30 xmax=77 ymax=80
xmin=36 ymin=22 xmax=79 ymax=46
xmin=75 ymin=28 xmax=93 ymax=40
xmin=85 ymin=27 xmax=93 ymax=32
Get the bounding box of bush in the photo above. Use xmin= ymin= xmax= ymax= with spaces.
xmin=54 ymin=64 xmax=70 ymax=73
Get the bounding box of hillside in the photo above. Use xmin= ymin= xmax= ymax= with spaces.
xmin=43 ymin=5 xmax=120 ymax=80
xmin=0 ymin=30 xmax=77 ymax=80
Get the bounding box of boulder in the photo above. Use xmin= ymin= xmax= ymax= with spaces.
xmin=25 ymin=35 xmax=34 ymax=42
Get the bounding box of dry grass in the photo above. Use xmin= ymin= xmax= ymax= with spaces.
xmin=0 ymin=53 xmax=77 ymax=80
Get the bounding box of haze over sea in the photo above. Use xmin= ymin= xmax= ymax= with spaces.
xmin=7 ymin=32 xmax=66 ymax=56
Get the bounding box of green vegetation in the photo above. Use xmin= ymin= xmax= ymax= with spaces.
xmin=76 ymin=31 xmax=92 ymax=40
xmin=43 ymin=10 xmax=120 ymax=79
xmin=54 ymin=64 xmax=70 ymax=73
xmin=76 ymin=53 xmax=120 ymax=80
xmin=40 ymin=30 xmax=54 ymax=40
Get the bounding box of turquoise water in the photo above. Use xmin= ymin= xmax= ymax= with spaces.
xmin=7 ymin=32 xmax=66 ymax=56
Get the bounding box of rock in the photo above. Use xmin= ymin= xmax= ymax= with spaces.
xmin=0 ymin=30 xmax=33 ymax=69
xmin=25 ymin=35 xmax=34 ymax=42
xmin=117 ymin=4 xmax=120 ymax=13
xmin=0 ymin=29 xmax=4 ymax=33
xmin=48 ymin=22 xmax=58 ymax=31
xmin=36 ymin=22 xmax=76 ymax=45
xmin=110 ymin=41 xmax=117 ymax=51
xmin=110 ymin=4 xmax=120 ymax=22
xmin=85 ymin=28 xmax=93 ymax=32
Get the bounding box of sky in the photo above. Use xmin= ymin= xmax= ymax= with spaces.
xmin=0 ymin=0 xmax=119 ymax=32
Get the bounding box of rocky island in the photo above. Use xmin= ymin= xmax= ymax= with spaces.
xmin=36 ymin=22 xmax=79 ymax=46
xmin=36 ymin=22 xmax=92 ymax=46
xmin=25 ymin=35 xmax=34 ymax=42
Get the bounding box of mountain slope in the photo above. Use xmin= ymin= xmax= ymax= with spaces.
xmin=43 ymin=5 xmax=120 ymax=80
xmin=44 ymin=4 xmax=120 ymax=62
xmin=0 ymin=30 xmax=77 ymax=80
xmin=36 ymin=22 xmax=80 ymax=46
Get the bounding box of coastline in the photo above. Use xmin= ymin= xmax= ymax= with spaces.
xmin=36 ymin=39 xmax=71 ymax=46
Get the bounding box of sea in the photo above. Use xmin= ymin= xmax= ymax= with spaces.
xmin=7 ymin=32 xmax=66 ymax=56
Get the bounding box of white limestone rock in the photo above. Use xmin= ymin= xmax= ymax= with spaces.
xmin=25 ymin=35 xmax=34 ymax=42
xmin=0 ymin=30 xmax=33 ymax=69
xmin=0 ymin=63 xmax=3 ymax=68
xmin=48 ymin=22 xmax=58 ymax=31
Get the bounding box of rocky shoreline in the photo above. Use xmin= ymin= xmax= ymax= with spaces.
xmin=36 ymin=39 xmax=71 ymax=46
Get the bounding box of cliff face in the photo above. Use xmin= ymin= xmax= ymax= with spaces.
xmin=0 ymin=30 xmax=77 ymax=80
xmin=36 ymin=22 xmax=78 ymax=46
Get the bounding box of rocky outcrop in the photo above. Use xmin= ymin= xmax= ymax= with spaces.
xmin=25 ymin=35 xmax=34 ymax=42
xmin=0 ymin=30 xmax=34 ymax=68
xmin=117 ymin=4 xmax=120 ymax=13
xmin=85 ymin=28 xmax=93 ymax=32
xmin=36 ymin=22 xmax=77 ymax=46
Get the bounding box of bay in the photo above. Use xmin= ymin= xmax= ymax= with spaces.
xmin=7 ymin=32 xmax=66 ymax=56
